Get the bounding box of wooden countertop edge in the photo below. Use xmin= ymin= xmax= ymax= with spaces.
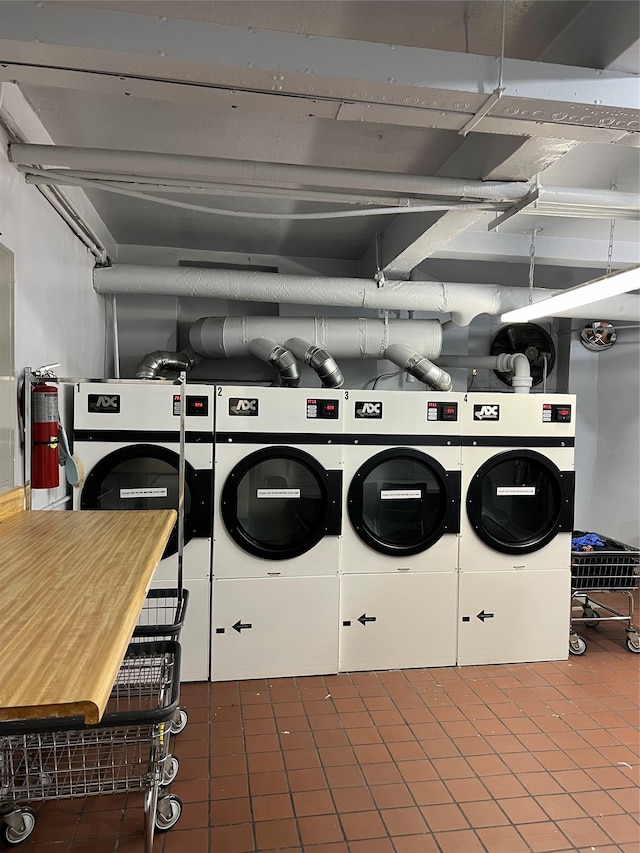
xmin=0 ymin=700 xmax=99 ymax=725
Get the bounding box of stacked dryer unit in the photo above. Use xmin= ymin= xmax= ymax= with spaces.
xmin=211 ymin=386 xmax=343 ymax=681
xmin=340 ymin=390 xmax=464 ymax=671
xmin=73 ymin=382 xmax=214 ymax=681
xmin=458 ymin=393 xmax=576 ymax=665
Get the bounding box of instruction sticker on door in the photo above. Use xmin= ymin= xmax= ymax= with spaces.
xmin=120 ymin=488 xmax=168 ymax=499
xmin=381 ymin=489 xmax=422 ymax=500
xmin=257 ymin=489 xmax=301 ymax=498
xmin=496 ymin=486 xmax=536 ymax=496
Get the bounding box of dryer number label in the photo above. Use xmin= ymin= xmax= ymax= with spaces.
xmin=120 ymin=488 xmax=168 ymax=499
xmin=257 ymin=489 xmax=301 ymax=499
xmin=473 ymin=404 xmax=500 ymax=421
xmin=229 ymin=397 xmax=259 ymax=416
xmin=496 ymin=486 xmax=536 ymax=496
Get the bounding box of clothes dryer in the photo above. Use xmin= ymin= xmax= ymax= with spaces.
xmin=73 ymin=381 xmax=214 ymax=681
xmin=211 ymin=386 xmax=342 ymax=680
xmin=339 ymin=390 xmax=464 ymax=671
xmin=458 ymin=393 xmax=575 ymax=665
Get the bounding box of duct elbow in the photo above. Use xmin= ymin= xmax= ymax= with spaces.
xmin=385 ymin=344 xmax=452 ymax=391
xmin=497 ymin=352 xmax=532 ymax=394
xmin=135 ymin=348 xmax=200 ymax=379
xmin=285 ymin=338 xmax=344 ymax=389
xmin=248 ymin=338 xmax=301 ymax=387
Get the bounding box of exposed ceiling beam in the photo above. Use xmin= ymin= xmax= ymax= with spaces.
xmin=1 ymin=3 xmax=637 ymax=143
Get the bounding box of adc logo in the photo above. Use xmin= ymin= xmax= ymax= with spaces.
xmin=473 ymin=404 xmax=500 ymax=421
xmin=355 ymin=401 xmax=383 ymax=419
xmin=88 ymin=394 xmax=120 ymax=413
xmin=229 ymin=397 xmax=259 ymax=416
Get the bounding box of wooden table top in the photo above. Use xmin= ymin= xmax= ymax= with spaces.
xmin=0 ymin=509 xmax=176 ymax=725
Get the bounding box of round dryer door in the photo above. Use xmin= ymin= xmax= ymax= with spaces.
xmin=348 ymin=449 xmax=459 ymax=556
xmin=466 ymin=449 xmax=572 ymax=554
xmin=221 ymin=447 xmax=341 ymax=560
xmin=80 ymin=444 xmax=205 ymax=558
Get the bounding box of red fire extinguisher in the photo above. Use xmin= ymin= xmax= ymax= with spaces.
xmin=31 ymin=382 xmax=60 ymax=489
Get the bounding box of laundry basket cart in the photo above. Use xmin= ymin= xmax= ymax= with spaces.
xmin=569 ymin=531 xmax=640 ymax=655
xmin=0 ymin=640 xmax=182 ymax=851
xmin=132 ymin=587 xmax=190 ymax=734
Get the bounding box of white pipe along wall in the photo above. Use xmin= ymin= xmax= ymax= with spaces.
xmin=94 ymin=266 xmax=640 ymax=324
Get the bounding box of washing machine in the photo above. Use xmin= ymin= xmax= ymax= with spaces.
xmin=458 ymin=392 xmax=576 ymax=665
xmin=339 ymin=389 xmax=464 ymax=672
xmin=73 ymin=381 xmax=214 ymax=681
xmin=211 ymin=385 xmax=342 ymax=680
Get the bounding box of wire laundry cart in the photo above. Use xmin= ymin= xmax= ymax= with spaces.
xmin=132 ymin=587 xmax=190 ymax=734
xmin=0 ymin=641 xmax=182 ymax=850
xmin=569 ymin=531 xmax=640 ymax=655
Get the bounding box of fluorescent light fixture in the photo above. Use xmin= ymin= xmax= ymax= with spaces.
xmin=500 ymin=264 xmax=640 ymax=323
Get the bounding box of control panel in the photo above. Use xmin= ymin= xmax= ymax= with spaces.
xmin=542 ymin=403 xmax=572 ymax=423
xmin=427 ymin=401 xmax=459 ymax=421
xmin=307 ymin=398 xmax=339 ymax=419
xmin=173 ymin=394 xmax=210 ymax=416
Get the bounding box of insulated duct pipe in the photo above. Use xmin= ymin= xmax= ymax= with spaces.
xmin=436 ymin=353 xmax=532 ymax=393
xmin=385 ymin=345 xmax=452 ymax=392
xmin=285 ymin=338 xmax=344 ymax=388
xmin=188 ymin=316 xmax=442 ymax=362
xmin=135 ymin=347 xmax=200 ymax=379
xmin=247 ymin=338 xmax=300 ymax=387
xmin=94 ymin=266 xmax=640 ymax=324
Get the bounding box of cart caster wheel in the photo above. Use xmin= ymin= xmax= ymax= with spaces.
xmin=1 ymin=808 xmax=37 ymax=845
xmin=155 ymin=794 xmax=182 ymax=832
xmin=170 ymin=708 xmax=188 ymax=735
xmin=582 ymin=608 xmax=600 ymax=628
xmin=162 ymin=755 xmax=179 ymax=786
xmin=625 ymin=635 xmax=640 ymax=654
xmin=569 ymin=635 xmax=587 ymax=655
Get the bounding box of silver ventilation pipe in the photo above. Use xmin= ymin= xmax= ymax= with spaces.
xmin=385 ymin=344 xmax=452 ymax=391
xmin=436 ymin=353 xmax=532 ymax=393
xmin=285 ymin=338 xmax=344 ymax=388
xmin=135 ymin=347 xmax=201 ymax=379
xmin=248 ymin=338 xmax=300 ymax=387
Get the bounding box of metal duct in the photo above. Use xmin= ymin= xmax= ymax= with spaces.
xmin=135 ymin=347 xmax=200 ymax=379
xmin=95 ymin=266 xmax=640 ymax=324
xmin=436 ymin=353 xmax=532 ymax=393
xmin=385 ymin=345 xmax=452 ymax=391
xmin=247 ymin=338 xmax=300 ymax=387
xmin=285 ymin=338 xmax=344 ymax=389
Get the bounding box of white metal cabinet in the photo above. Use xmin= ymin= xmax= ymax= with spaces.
xmin=457 ymin=568 xmax=570 ymax=665
xmin=339 ymin=573 xmax=458 ymax=672
xmin=211 ymin=576 xmax=339 ymax=681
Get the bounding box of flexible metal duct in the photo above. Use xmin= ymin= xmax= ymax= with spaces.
xmin=385 ymin=345 xmax=452 ymax=392
xmin=94 ymin=266 xmax=640 ymax=324
xmin=135 ymin=347 xmax=200 ymax=379
xmin=247 ymin=338 xmax=300 ymax=387
xmin=285 ymin=338 xmax=344 ymax=388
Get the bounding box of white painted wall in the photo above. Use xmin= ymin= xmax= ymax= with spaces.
xmin=570 ymin=328 xmax=640 ymax=548
xmin=0 ymin=90 xmax=108 ymax=507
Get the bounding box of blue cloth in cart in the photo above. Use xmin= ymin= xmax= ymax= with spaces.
xmin=571 ymin=533 xmax=605 ymax=551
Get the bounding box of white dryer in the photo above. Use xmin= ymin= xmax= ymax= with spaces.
xmin=211 ymin=386 xmax=342 ymax=681
xmin=339 ymin=390 xmax=464 ymax=672
xmin=73 ymin=381 xmax=214 ymax=681
xmin=458 ymin=393 xmax=576 ymax=665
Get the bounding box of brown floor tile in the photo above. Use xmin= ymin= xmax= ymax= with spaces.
xmin=340 ymin=809 xmax=387 ymax=840
xmin=516 ymin=820 xmax=573 ymax=852
xmin=557 ymin=816 xmax=617 ymax=848
xmin=482 ymin=773 xmax=529 ymax=799
xmin=254 ymin=817 xmax=300 ymax=849
xmin=251 ymin=792 xmax=294 ymax=821
xmin=609 ymin=786 xmax=640 ymax=812
xmin=210 ymin=823 xmax=255 ymax=853
xmin=371 ymin=783 xmax=415 ymax=809
xmin=420 ymin=802 xmax=469 ymax=832
xmin=349 ymin=838 xmax=395 ymax=853
xmin=380 ymin=806 xmax=428 ymax=836
xmin=324 ymin=764 xmax=365 ymax=788
xmin=434 ymin=828 xmax=485 ymax=852
xmin=210 ymin=796 xmax=251 ymax=825
xmin=476 ymin=825 xmax=531 ymax=852
xmin=397 ymin=759 xmax=438 ymax=783
xmin=518 ymin=771 xmax=565 ymax=796
xmin=292 ymin=789 xmax=335 ymax=816
xmin=594 ymin=813 xmax=640 ymax=844
xmin=249 ymin=770 xmax=289 ymax=796
xmin=297 ymin=813 xmax=344 ymax=845
xmin=459 ymin=799 xmax=509 ymax=828
xmin=330 ymin=785 xmax=376 ymax=813
xmin=392 ymin=833 xmax=440 ymax=852
xmin=537 ymin=791 xmax=588 ymax=820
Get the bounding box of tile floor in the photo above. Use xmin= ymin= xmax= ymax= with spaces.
xmin=17 ymin=595 xmax=640 ymax=852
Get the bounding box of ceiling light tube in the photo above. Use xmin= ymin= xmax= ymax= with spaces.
xmin=500 ymin=265 xmax=640 ymax=322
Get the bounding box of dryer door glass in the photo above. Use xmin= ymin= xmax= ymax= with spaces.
xmin=466 ymin=450 xmax=568 ymax=554
xmin=348 ymin=449 xmax=456 ymax=556
xmin=221 ymin=448 xmax=339 ymax=560
xmin=80 ymin=444 xmax=197 ymax=558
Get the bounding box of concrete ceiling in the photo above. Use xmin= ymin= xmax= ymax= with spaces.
xmin=1 ymin=0 xmax=638 ymax=283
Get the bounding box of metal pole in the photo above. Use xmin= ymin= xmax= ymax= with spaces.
xmin=24 ymin=368 xmax=32 ymax=510
xmin=177 ymin=371 xmax=186 ymax=596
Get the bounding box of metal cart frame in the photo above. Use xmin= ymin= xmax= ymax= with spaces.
xmin=0 ymin=641 xmax=182 ymax=851
xmin=569 ymin=533 xmax=640 ymax=655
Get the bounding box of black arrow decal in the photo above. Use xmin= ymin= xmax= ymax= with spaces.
xmin=476 ymin=610 xmax=494 ymax=622
xmin=358 ymin=613 xmax=377 ymax=626
xmin=232 ymin=620 xmax=253 ymax=633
